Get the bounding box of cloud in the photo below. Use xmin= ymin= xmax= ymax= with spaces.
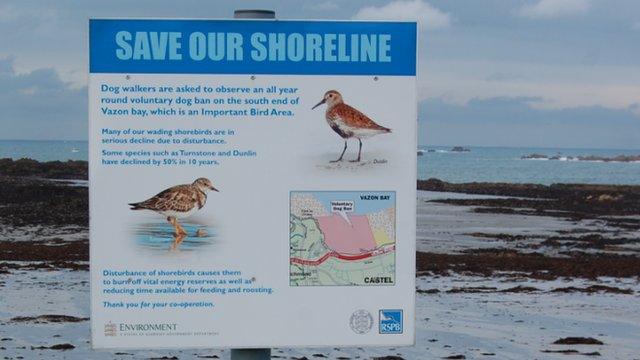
xmin=518 ymin=0 xmax=591 ymax=19
xmin=633 ymin=21 xmax=640 ymax=31
xmin=0 ymin=3 xmax=18 ymax=22
xmin=0 ymin=57 xmax=86 ymax=140
xmin=353 ymin=0 xmax=451 ymax=31
xmin=419 ymin=96 xmax=640 ymax=149
xmin=0 ymin=2 xmax=58 ymax=33
xmin=420 ymin=59 xmax=640 ymax=113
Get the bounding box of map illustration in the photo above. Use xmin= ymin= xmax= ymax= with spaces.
xmin=290 ymin=191 xmax=396 ymax=286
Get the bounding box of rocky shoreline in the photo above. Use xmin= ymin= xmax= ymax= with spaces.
xmin=0 ymin=175 xmax=87 ymax=227
xmin=0 ymin=162 xmax=88 ymax=275
xmin=418 ymin=177 xmax=640 ymax=217
xmin=0 ymin=158 xmax=87 ymax=179
xmin=416 ymin=250 xmax=640 ymax=280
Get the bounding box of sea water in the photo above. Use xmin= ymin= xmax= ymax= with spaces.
xmin=0 ymin=140 xmax=87 ymax=162
xmin=418 ymin=146 xmax=640 ymax=185
xmin=1 ymin=140 xmax=638 ymax=185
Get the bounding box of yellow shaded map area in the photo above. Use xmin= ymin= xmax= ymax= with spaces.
xmin=373 ymin=228 xmax=393 ymax=247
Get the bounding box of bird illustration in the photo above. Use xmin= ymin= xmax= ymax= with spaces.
xmin=128 ymin=178 xmax=219 ymax=237
xmin=312 ymin=90 xmax=391 ymax=162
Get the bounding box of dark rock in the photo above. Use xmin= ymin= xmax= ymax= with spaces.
xmin=418 ymin=179 xmax=640 ymax=220
xmin=450 ymin=147 xmax=470 ymax=152
xmin=541 ymin=349 xmax=579 ymax=354
xmin=0 ymin=158 xmax=87 ymax=179
xmin=416 ymin=251 xmax=640 ymax=279
xmin=50 ymin=343 xmax=75 ymax=350
xmin=0 ymin=176 xmax=88 ymax=227
xmin=447 ymin=286 xmax=497 ymax=293
xmin=465 ymin=233 xmax=528 ymax=242
xmin=577 ymin=155 xmax=640 ymax=163
xmin=10 ymin=315 xmax=89 ymax=323
xmin=416 ymin=288 xmax=440 ymax=294
xmin=551 ymin=285 xmax=633 ymax=295
xmin=499 ymin=286 xmax=540 ymax=293
xmin=31 ymin=343 xmax=75 ymax=350
xmin=521 ymin=153 xmax=548 ymax=160
xmin=553 ymin=337 xmax=604 ymax=345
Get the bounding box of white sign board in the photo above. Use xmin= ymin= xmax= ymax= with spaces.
xmin=89 ymin=18 xmax=417 ymax=349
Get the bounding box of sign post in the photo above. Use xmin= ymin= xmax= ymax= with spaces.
xmin=89 ymin=14 xmax=417 ymax=353
xmin=230 ymin=10 xmax=274 ymax=360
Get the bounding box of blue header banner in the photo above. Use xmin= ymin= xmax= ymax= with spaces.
xmin=89 ymin=19 xmax=416 ymax=76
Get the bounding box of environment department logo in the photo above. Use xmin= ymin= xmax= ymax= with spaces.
xmin=104 ymin=322 xmax=117 ymax=337
xmin=349 ymin=309 xmax=373 ymax=334
xmin=379 ymin=309 xmax=403 ymax=334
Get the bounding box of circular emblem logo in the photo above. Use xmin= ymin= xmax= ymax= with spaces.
xmin=349 ymin=309 xmax=373 ymax=334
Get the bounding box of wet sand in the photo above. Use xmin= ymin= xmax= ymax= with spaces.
xmin=416 ymin=178 xmax=640 ymax=274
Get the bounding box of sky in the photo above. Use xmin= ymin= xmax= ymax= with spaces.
xmin=0 ymin=0 xmax=639 ymax=149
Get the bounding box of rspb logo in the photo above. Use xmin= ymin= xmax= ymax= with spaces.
xmin=379 ymin=309 xmax=403 ymax=334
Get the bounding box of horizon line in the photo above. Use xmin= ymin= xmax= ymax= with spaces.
xmin=1 ymin=138 xmax=639 ymax=152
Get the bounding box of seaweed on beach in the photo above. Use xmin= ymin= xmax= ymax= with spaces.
xmin=0 ymin=176 xmax=87 ymax=227
xmin=416 ymin=250 xmax=640 ymax=279
xmin=419 ymin=178 xmax=640 ymax=217
xmin=553 ymin=337 xmax=604 ymax=345
xmin=0 ymin=158 xmax=87 ymax=180
xmin=10 ymin=315 xmax=88 ymax=324
xmin=0 ymin=240 xmax=88 ymax=263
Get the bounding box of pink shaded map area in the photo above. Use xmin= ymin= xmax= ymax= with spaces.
xmin=316 ymin=214 xmax=377 ymax=255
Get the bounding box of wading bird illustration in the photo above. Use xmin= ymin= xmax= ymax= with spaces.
xmin=128 ymin=178 xmax=219 ymax=237
xmin=312 ymin=90 xmax=391 ymax=162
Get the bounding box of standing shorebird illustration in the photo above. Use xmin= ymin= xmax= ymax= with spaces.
xmin=312 ymin=90 xmax=391 ymax=162
xmin=128 ymin=178 xmax=219 ymax=237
